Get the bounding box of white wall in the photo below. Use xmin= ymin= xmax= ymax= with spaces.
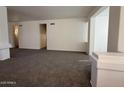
xmin=8 ymin=22 xmax=15 ymax=47
xmin=46 ymin=19 xmax=88 ymax=52
xmin=94 ymin=16 xmax=109 ymax=52
xmin=89 ymin=7 xmax=109 ymax=55
xmin=89 ymin=6 xmax=124 ymax=54
xmin=0 ymin=6 xmax=10 ymax=60
xmin=18 ymin=21 xmax=40 ymax=49
xmin=0 ymin=7 xmax=9 ymax=46
xmin=88 ymin=18 xmax=95 ymax=55
xmin=108 ymin=6 xmax=121 ymax=52
xmin=107 ymin=6 xmax=124 ymax=52
xmin=16 ymin=18 xmax=88 ymax=52
xmin=118 ymin=7 xmax=124 ymax=52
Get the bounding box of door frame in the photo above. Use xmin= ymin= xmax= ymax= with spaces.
xmin=39 ymin=24 xmax=47 ymax=49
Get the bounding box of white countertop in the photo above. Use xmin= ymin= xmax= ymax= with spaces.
xmin=93 ymin=52 xmax=124 ymax=59
xmin=91 ymin=52 xmax=124 ymax=71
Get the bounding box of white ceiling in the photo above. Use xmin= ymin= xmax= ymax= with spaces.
xmin=7 ymin=6 xmax=96 ymax=22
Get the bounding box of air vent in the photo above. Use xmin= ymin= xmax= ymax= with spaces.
xmin=50 ymin=23 xmax=55 ymax=25
xmin=19 ymin=25 xmax=22 ymax=27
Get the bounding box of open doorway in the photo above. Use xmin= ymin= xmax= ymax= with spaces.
xmin=13 ymin=24 xmax=19 ymax=48
xmin=89 ymin=7 xmax=110 ymax=55
xmin=39 ymin=24 xmax=47 ymax=49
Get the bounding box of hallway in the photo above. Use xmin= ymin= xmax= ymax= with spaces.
xmin=0 ymin=49 xmax=91 ymax=87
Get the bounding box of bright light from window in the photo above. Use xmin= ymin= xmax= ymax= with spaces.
xmin=14 ymin=25 xmax=19 ymax=37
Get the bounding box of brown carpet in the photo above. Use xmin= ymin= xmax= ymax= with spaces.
xmin=0 ymin=48 xmax=91 ymax=87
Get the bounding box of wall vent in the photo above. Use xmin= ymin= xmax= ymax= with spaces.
xmin=50 ymin=23 xmax=55 ymax=25
xmin=19 ymin=25 xmax=22 ymax=27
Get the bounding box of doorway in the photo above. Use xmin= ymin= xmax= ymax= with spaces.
xmin=89 ymin=7 xmax=110 ymax=55
xmin=13 ymin=24 xmax=19 ymax=48
xmin=39 ymin=24 xmax=47 ymax=49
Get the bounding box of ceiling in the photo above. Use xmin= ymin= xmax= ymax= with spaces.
xmin=7 ymin=6 xmax=96 ymax=22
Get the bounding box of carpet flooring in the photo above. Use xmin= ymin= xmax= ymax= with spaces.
xmin=0 ymin=49 xmax=91 ymax=87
